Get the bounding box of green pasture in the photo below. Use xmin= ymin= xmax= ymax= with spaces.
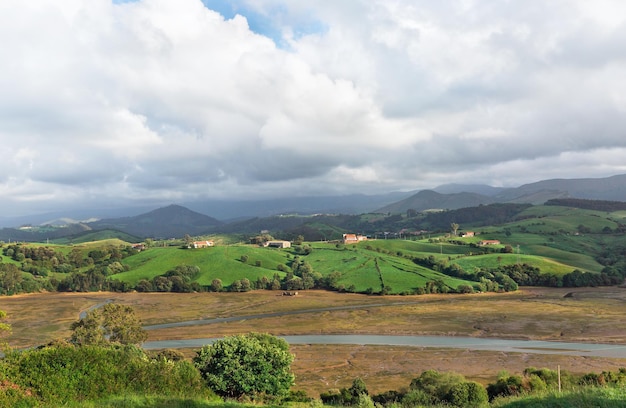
xmin=610 ymin=210 xmax=626 ymax=220
xmin=377 ymin=256 xmax=471 ymax=292
xmin=306 ymin=248 xmax=387 ymax=292
xmin=53 ymin=231 xmax=140 ymax=245
xmin=514 ymin=206 xmax=619 ymax=233
xmin=303 ymin=245 xmax=477 ymax=294
xmin=115 ymin=245 xmax=289 ymax=286
xmin=360 ymin=238 xmax=472 ymax=257
xmin=524 ymin=244 xmax=603 ymax=272
xmin=305 ymin=222 xmax=346 ymax=238
xmin=450 ymin=253 xmax=578 ymax=275
xmin=304 ymin=246 xmax=372 ymax=274
xmin=96 ymin=230 xmax=611 ymax=292
xmin=336 ymin=260 xmax=384 ymax=292
xmin=0 ymin=253 xmax=19 ymax=265
xmin=473 ymin=232 xmax=605 ymax=266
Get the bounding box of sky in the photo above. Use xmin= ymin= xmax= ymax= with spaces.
xmin=2 ymin=0 xmax=626 ymax=217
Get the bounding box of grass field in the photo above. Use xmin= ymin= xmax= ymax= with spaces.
xmin=115 ymin=245 xmax=290 ymax=286
xmin=111 ymin=242 xmax=483 ymax=294
xmin=451 ymin=253 xmax=577 ymax=275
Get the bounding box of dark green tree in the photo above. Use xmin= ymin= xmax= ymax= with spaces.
xmin=211 ymin=278 xmax=223 ymax=292
xmin=193 ymin=333 xmax=295 ymax=400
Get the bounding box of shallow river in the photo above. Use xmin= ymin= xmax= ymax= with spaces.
xmin=143 ymin=334 xmax=626 ymax=358
xmin=78 ymin=298 xmax=626 ymax=358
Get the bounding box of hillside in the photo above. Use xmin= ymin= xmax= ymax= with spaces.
xmin=5 ymin=201 xmax=626 ymax=297
xmin=88 ymin=204 xmax=222 ymax=238
xmin=3 ymin=174 xmax=626 ymax=242
xmin=381 ymin=174 xmax=626 ymax=214
xmin=376 ymin=190 xmax=496 ymax=213
xmin=0 ymin=222 xmax=92 ymax=242
xmin=495 ymin=173 xmax=626 ymax=202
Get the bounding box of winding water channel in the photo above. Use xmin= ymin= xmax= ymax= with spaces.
xmin=143 ymin=335 xmax=626 ymax=358
xmin=140 ymin=307 xmax=626 ymax=358
xmin=86 ymin=298 xmax=626 ymax=358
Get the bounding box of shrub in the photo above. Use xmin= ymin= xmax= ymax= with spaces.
xmin=0 ymin=343 xmax=206 ymax=405
xmin=410 ymin=369 xmax=466 ymax=402
xmin=194 ymin=333 xmax=294 ymax=400
xmin=446 ymin=381 xmax=488 ymax=407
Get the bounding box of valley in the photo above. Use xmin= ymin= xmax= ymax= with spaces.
xmin=3 ymin=197 xmax=626 ymax=405
xmin=2 ymin=288 xmax=626 ymax=397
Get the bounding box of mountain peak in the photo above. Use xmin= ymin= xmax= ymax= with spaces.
xmin=89 ymin=204 xmax=222 ymax=238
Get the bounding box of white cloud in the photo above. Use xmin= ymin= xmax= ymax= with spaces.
xmin=1 ymin=0 xmax=626 ymax=217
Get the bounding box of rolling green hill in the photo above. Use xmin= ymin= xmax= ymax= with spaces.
xmin=113 ymin=242 xmax=478 ymax=294
xmin=5 ymin=202 xmax=626 ymax=295
xmin=114 ymin=245 xmax=290 ymax=286
xmin=51 ymin=229 xmax=142 ymax=244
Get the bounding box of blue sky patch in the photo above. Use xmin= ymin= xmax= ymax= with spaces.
xmin=112 ymin=0 xmax=326 ymax=47
xmin=204 ymin=0 xmax=327 ymax=48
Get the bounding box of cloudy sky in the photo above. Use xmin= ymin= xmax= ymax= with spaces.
xmin=2 ymin=0 xmax=626 ymax=217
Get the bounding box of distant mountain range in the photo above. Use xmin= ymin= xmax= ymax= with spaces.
xmin=2 ymin=174 xmax=626 ymax=241
xmin=376 ymin=174 xmax=626 ymax=214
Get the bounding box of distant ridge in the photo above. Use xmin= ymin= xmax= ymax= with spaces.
xmin=88 ymin=204 xmax=222 ymax=238
xmin=2 ymin=174 xmax=626 ymax=234
xmin=379 ymin=174 xmax=626 ymax=214
xmin=433 ymin=183 xmax=506 ymax=196
xmin=494 ymin=174 xmax=626 ymax=202
xmin=376 ymin=190 xmax=496 ymax=214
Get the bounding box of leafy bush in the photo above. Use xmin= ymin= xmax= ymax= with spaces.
xmin=446 ymin=381 xmax=489 ymax=407
xmin=194 ymin=333 xmax=295 ymax=401
xmin=0 ymin=343 xmax=206 ymax=405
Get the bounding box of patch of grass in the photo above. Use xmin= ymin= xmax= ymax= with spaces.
xmin=451 ymin=253 xmax=577 ymax=275
xmin=115 ymin=246 xmax=290 ymax=286
xmin=51 ymin=394 xmax=226 ymax=408
xmin=363 ymin=239 xmax=471 ymax=257
xmin=301 ymin=245 xmax=479 ymax=294
xmin=378 ymin=256 xmax=471 ymax=293
xmin=52 ymin=231 xmax=140 ymax=245
xmin=492 ymin=387 xmax=626 ymax=408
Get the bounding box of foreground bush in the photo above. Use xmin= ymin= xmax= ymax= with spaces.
xmin=194 ymin=333 xmax=295 ymax=401
xmin=0 ymin=342 xmax=209 ymax=406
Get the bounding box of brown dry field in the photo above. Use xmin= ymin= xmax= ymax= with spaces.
xmin=2 ymin=287 xmax=626 ymax=396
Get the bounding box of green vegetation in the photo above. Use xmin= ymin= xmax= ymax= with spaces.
xmin=0 ymin=342 xmax=211 ymax=407
xmin=3 ymin=292 xmax=626 ymax=408
xmin=194 ymin=333 xmax=295 ymax=400
xmin=2 ymin=202 xmax=626 ymax=296
xmin=52 ymin=230 xmax=142 ymax=245
xmin=492 ymin=387 xmax=626 ymax=408
xmin=70 ymin=303 xmax=148 ymax=346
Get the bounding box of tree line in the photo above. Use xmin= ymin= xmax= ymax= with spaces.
xmin=414 ymin=254 xmax=626 ymax=290
xmin=546 ymin=198 xmax=626 ymax=212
